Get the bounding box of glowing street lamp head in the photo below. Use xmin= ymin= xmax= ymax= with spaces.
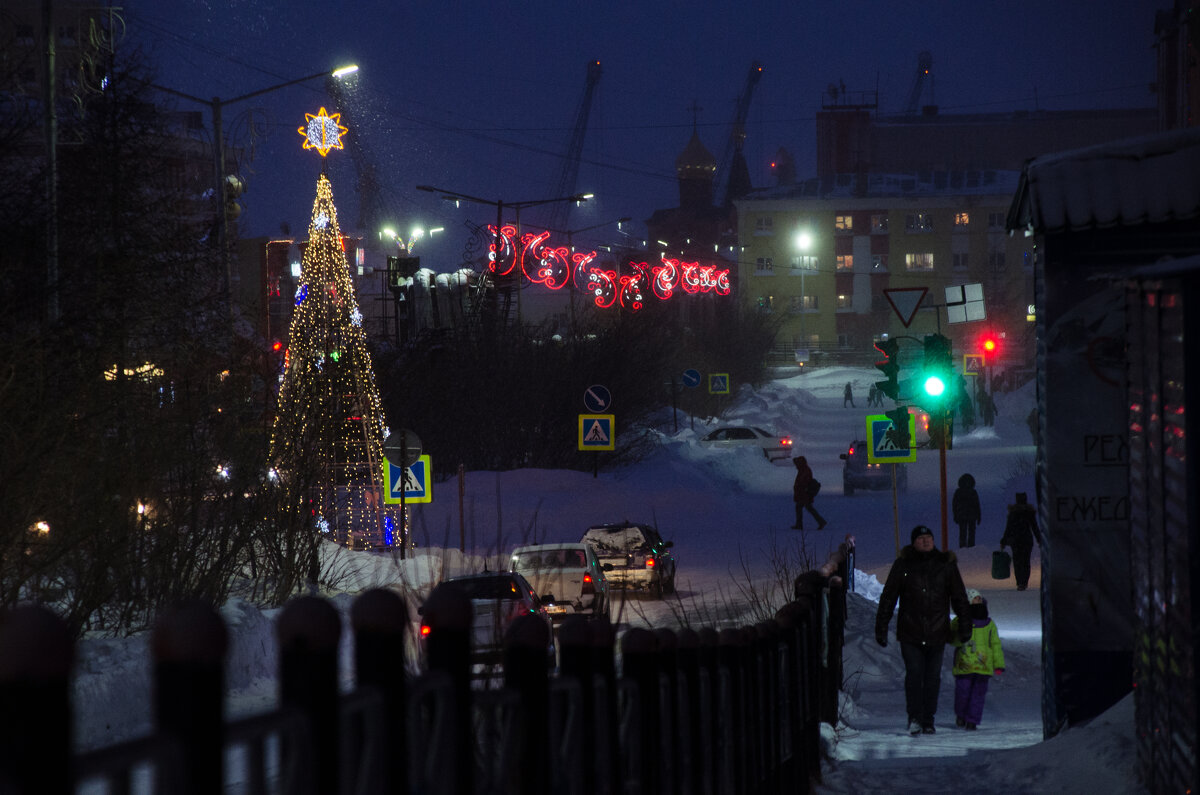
xmin=794 ymin=231 xmax=813 ymax=251
xmin=331 ymin=64 xmax=359 ymax=79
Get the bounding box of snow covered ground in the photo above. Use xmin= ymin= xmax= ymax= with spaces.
xmin=69 ymin=366 xmax=1144 ymax=793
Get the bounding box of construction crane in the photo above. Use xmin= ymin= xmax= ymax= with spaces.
xmin=713 ymin=61 xmax=763 ymax=209
xmin=542 ymin=60 xmax=602 ymax=235
xmin=904 ymin=51 xmax=934 ymax=115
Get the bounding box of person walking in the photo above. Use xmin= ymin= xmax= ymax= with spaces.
xmin=1000 ymin=492 xmax=1043 ymax=590
xmin=875 ymin=525 xmax=972 ymax=735
xmin=952 ymin=473 xmax=982 ymax=549
xmin=868 ymin=383 xmax=879 ymax=408
xmin=950 ymin=589 xmax=1005 ymax=730
xmin=843 ymin=381 xmax=855 ymax=408
xmin=979 ymin=391 xmax=997 ymax=427
xmin=791 ymin=456 xmax=827 ymax=530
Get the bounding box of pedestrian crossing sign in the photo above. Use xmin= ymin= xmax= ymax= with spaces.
xmin=866 ymin=414 xmax=917 ymax=464
xmin=578 ymin=414 xmax=615 ymax=451
xmin=708 ymin=373 xmax=730 ymax=394
xmin=384 ymin=454 xmax=432 ymax=503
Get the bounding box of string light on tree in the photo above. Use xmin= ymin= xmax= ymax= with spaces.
xmin=270 ymin=108 xmax=397 ymax=550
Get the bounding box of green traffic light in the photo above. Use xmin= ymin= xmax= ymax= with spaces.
xmin=923 ymin=374 xmax=946 ymax=397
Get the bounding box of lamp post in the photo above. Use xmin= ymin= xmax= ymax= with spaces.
xmin=150 ymin=65 xmax=359 ymax=321
xmin=794 ymin=229 xmax=815 ymax=352
xmin=415 ymin=185 xmax=591 ymax=325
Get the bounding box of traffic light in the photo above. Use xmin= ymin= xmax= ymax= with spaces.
xmin=874 ymin=338 xmax=901 ymax=401
xmin=921 ymin=333 xmax=954 ymax=405
xmin=980 ymin=333 xmax=999 ymax=364
xmin=884 ymin=406 xmax=911 ymax=450
xmin=927 ymin=407 xmax=954 ymax=450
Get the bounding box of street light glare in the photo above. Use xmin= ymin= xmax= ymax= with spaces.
xmin=795 ymin=231 xmax=813 ymax=251
xmin=332 ymin=65 xmax=359 ymax=78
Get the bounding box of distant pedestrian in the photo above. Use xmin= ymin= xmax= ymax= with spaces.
xmin=868 ymin=383 xmax=879 ymax=407
xmin=875 ymin=525 xmax=973 ymax=734
xmin=958 ymin=385 xmax=975 ymax=432
xmin=979 ymin=391 xmax=997 ymax=427
xmin=843 ymin=382 xmax=855 ymax=408
xmin=1000 ymin=492 xmax=1043 ymax=590
xmin=952 ymin=473 xmax=982 ymax=549
xmin=950 ymin=589 xmax=1005 ymax=730
xmin=791 ymin=456 xmax=827 ymax=530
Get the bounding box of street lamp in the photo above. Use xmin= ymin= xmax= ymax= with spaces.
xmin=793 ymin=228 xmax=816 ymax=346
xmin=415 ymin=185 xmax=591 ymax=324
xmin=150 ymin=64 xmax=359 ymax=316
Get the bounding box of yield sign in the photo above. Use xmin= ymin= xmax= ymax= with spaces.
xmin=883 ymin=287 xmax=928 ymax=328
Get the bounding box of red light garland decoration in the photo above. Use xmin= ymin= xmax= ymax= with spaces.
xmin=478 ymin=227 xmax=730 ymax=311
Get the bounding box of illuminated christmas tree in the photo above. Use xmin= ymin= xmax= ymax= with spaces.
xmin=269 ymin=108 xmax=395 ymax=548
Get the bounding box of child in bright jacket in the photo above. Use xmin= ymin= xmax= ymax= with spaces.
xmin=950 ymin=589 xmax=1005 ymax=729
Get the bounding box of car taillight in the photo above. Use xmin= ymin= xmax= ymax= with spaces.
xmin=420 ymin=623 xmax=432 ymax=637
xmin=582 ymin=572 xmax=595 ymax=595
xmin=645 ymin=557 xmax=656 ymax=569
xmin=848 ymin=446 xmax=855 ymax=456
xmin=781 ymin=437 xmax=793 ymax=447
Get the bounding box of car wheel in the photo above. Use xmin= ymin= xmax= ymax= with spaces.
xmin=664 ymin=571 xmax=676 ymax=595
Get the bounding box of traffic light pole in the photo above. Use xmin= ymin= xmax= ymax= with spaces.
xmin=938 ymin=409 xmax=949 ymax=550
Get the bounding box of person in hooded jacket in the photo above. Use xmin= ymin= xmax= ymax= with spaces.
xmin=791 ymin=456 xmax=827 ymax=530
xmin=1000 ymin=492 xmax=1043 ymax=590
xmin=950 ymin=589 xmax=1005 ymax=730
xmin=875 ymin=525 xmax=973 ymax=734
xmin=951 ymin=473 xmax=982 ymax=548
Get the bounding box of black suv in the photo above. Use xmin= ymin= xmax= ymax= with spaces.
xmin=839 ymin=440 xmax=908 ymax=496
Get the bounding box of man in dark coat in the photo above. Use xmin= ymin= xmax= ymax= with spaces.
xmin=791 ymin=456 xmax=827 ymax=530
xmin=951 ymin=473 xmax=982 ymax=549
xmin=1000 ymin=492 xmax=1043 ymax=590
xmin=875 ymin=525 xmax=972 ymax=734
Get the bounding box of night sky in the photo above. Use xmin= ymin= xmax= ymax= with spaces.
xmin=126 ymin=0 xmax=1161 ymax=268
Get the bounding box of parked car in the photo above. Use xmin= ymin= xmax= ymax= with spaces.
xmin=840 ymin=440 xmax=908 ymax=496
xmin=698 ymin=426 xmax=793 ymax=461
xmin=908 ymin=406 xmax=932 ymax=447
xmin=419 ymin=571 xmax=556 ymax=667
xmin=580 ymin=522 xmax=676 ymax=598
xmin=510 ymin=543 xmax=610 ymax=622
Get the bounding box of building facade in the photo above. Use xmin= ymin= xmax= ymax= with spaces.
xmin=736 ymin=170 xmax=1033 ymax=369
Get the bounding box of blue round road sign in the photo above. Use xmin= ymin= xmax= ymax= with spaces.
xmin=682 ymin=368 xmax=701 ymax=388
xmin=584 ymin=384 xmax=612 ymax=413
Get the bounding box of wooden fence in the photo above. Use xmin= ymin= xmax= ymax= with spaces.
xmin=0 ymin=540 xmax=853 ymax=795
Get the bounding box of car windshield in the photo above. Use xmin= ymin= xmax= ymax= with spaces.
xmin=514 ymin=549 xmax=587 ymax=569
xmin=444 ymin=577 xmax=522 ymax=600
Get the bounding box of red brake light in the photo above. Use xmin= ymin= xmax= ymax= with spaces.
xmin=781 ymin=438 xmax=793 ymax=446
xmin=582 ymin=572 xmax=595 ymax=595
xmin=582 ymin=573 xmax=592 ymax=583
xmin=645 ymin=557 xmax=656 ymax=569
xmin=848 ymin=446 xmax=855 ymax=456
xmin=420 ymin=624 xmax=432 ymax=637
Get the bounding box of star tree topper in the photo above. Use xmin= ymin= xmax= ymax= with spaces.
xmin=298 ymin=106 xmax=348 ymax=156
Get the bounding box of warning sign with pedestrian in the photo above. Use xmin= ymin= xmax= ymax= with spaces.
xmin=866 ymin=414 xmax=917 ymax=464
xmin=384 ymin=454 xmax=432 ymax=504
xmin=578 ymin=414 xmax=615 ymax=451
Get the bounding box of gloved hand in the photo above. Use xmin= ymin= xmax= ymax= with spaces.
xmin=875 ymin=630 xmax=888 ymax=648
xmin=994 ymin=668 xmax=1005 ymax=675
xmin=958 ymin=626 xmax=972 ymax=643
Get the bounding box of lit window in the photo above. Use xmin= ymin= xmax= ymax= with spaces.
xmin=905 ymin=252 xmax=934 ymax=271
xmin=802 ymin=294 xmax=819 ymax=310
xmin=953 ymin=253 xmax=969 ymax=270
xmin=755 ymin=216 xmax=774 ymax=234
xmin=755 ymin=257 xmax=774 ymax=274
xmin=837 ymin=293 xmax=852 ymax=308
xmin=791 ymin=255 xmax=819 ymax=270
xmin=836 ymin=254 xmax=853 ymax=271
xmin=835 ymin=215 xmax=853 ymax=231
xmin=955 ymin=212 xmax=970 ymax=226
xmin=905 ymin=213 xmax=933 ymax=233
xmin=871 ymin=214 xmax=889 ymax=233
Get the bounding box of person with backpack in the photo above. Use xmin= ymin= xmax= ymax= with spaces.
xmin=1000 ymin=492 xmax=1043 ymax=590
xmin=791 ymin=456 xmax=827 ymax=530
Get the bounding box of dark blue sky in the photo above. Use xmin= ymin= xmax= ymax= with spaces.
xmin=128 ymin=0 xmax=1161 ymax=267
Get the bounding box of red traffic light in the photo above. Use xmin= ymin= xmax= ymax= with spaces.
xmin=982 ymin=337 xmax=997 ymax=353
xmin=271 ymin=340 xmax=284 ymax=353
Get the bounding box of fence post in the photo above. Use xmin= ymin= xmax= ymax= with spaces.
xmin=420 ymin=583 xmax=473 ymax=795
xmin=351 ymin=588 xmax=410 ymax=795
xmin=591 ymin=617 xmax=619 ymax=795
xmin=504 ymin=613 xmax=552 ymax=795
xmin=697 ymin=627 xmax=719 ymax=795
xmin=621 ymin=628 xmax=660 ymax=794
xmin=278 ymin=595 xmax=341 ymax=795
xmin=773 ymin=603 xmax=803 ymax=794
xmin=559 ymin=617 xmax=596 ymax=795
xmin=0 ymin=605 xmax=73 ymax=795
xmin=717 ymin=628 xmax=748 ymax=795
xmin=654 ymin=628 xmax=680 ymax=795
xmin=755 ymin=620 xmax=782 ymax=795
xmin=675 ymin=628 xmax=700 ymax=795
xmin=152 ymin=600 xmax=228 ymax=795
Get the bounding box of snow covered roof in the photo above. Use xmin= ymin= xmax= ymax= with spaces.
xmin=1006 ymin=127 xmax=1200 ymax=236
